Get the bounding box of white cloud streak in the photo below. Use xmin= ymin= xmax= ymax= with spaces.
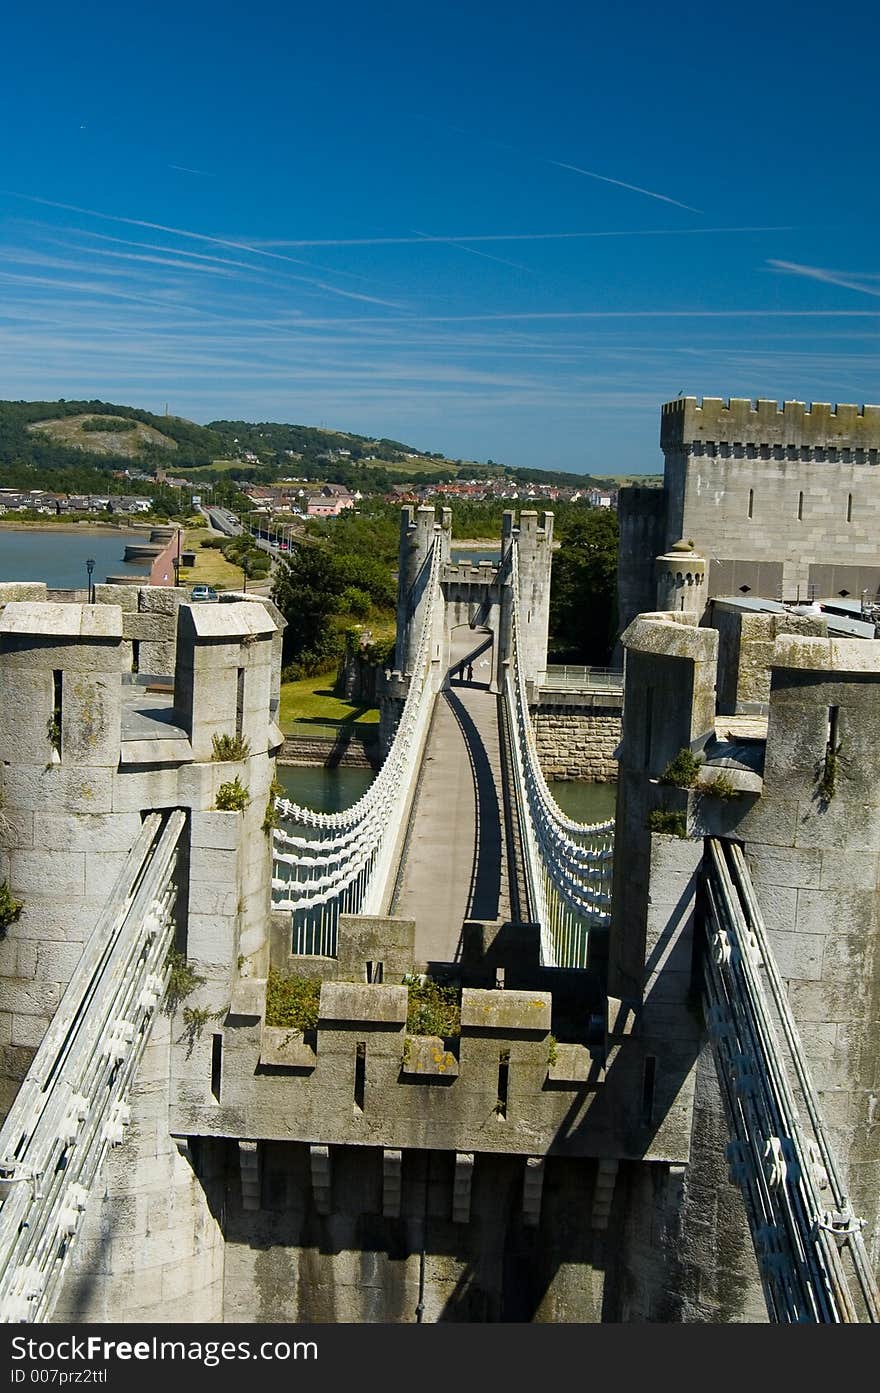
xmin=258 ymin=226 xmax=795 ymax=249
xmin=769 ymin=259 xmax=880 ymax=299
xmin=1 ymin=192 xmax=408 ymax=309
xmin=548 ymin=161 xmax=701 ymax=213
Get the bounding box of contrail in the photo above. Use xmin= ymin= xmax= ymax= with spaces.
xmin=769 ymin=259 xmax=880 ymax=299
xmin=414 ymin=309 xmax=880 ymax=323
xmin=258 ymin=226 xmax=794 ymax=248
xmin=0 ymin=192 xmax=407 ymax=309
xmin=168 ymin=164 xmax=215 ymax=177
xmin=548 ymin=160 xmax=701 ymax=213
xmin=409 ymin=112 xmax=700 ymax=214
xmin=409 ymin=228 xmax=533 ymax=273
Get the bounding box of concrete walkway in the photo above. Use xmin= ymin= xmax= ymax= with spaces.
xmin=392 ymin=633 xmax=510 ymax=966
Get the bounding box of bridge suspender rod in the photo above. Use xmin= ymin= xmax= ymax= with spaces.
xmin=501 ymin=539 xmax=614 ymax=968
xmin=704 ymin=838 xmax=878 ymax=1323
xmin=272 ymin=537 xmax=443 ymax=953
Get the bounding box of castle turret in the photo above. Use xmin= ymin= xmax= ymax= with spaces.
xmin=654 ymin=539 xmax=706 ymax=617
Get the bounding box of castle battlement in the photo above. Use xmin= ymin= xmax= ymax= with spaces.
xmin=661 ymin=396 xmax=880 ymax=451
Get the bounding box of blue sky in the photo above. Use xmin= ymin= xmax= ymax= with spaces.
xmin=1 ymin=0 xmax=879 ymax=472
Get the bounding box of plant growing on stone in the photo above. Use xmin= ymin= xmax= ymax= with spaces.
xmin=262 ymin=776 xmax=284 ymax=834
xmin=403 ymin=974 xmax=461 ymax=1038
xmin=0 ymin=881 xmax=24 ymax=936
xmin=164 ymin=949 xmax=205 ymax=1012
xmin=46 ymin=715 xmax=61 ymax=755
xmin=215 ymin=777 xmax=250 ymax=812
xmin=547 ymin=1034 xmax=558 ymax=1067
xmin=181 ymin=1004 xmax=226 ymax=1052
xmin=818 ymin=742 xmax=844 ymax=802
xmin=658 ymin=747 xmax=701 ymax=788
xmin=700 ymin=772 xmax=738 ymax=801
xmin=647 ymin=809 xmax=688 ymax=838
xmin=265 ymin=967 xmax=320 ymax=1032
xmin=211 ymin=732 xmax=250 ymax=762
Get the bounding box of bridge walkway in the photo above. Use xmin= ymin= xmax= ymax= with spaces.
xmin=391 ymin=631 xmax=510 ymax=965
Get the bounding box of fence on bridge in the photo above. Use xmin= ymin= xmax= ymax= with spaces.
xmin=534 ymin=664 xmax=624 ymax=694
xmin=271 ymin=539 xmax=442 ymax=955
xmin=503 ymin=544 xmax=614 ymax=967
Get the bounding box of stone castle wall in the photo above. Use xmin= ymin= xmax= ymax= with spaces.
xmin=660 ymin=397 xmax=880 ymax=602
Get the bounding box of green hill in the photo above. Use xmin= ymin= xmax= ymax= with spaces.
xmin=0 ymin=399 xmax=615 ymax=492
xmin=27 ymin=413 xmax=179 ymax=459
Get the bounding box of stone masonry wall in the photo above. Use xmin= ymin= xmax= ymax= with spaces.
xmin=532 ymin=707 xmax=621 ymax=781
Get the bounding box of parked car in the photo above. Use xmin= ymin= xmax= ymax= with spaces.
xmin=190 ymin=585 xmax=218 ymax=602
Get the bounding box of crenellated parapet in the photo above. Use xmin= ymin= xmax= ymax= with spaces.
xmin=661 ymin=396 xmax=880 ymax=452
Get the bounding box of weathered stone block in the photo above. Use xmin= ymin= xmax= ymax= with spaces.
xmin=460 ymin=989 xmax=551 ymax=1033
xmin=400 ymin=1035 xmax=459 ymax=1076
xmin=319 ymin=982 xmax=407 ymax=1025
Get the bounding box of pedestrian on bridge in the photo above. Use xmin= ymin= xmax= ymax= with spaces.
xmin=467 ymin=663 xmax=474 ymax=683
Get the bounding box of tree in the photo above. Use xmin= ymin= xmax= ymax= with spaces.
xmin=548 ymin=509 xmax=619 ymax=665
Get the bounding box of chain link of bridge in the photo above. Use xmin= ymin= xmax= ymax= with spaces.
xmin=703 ymin=837 xmax=879 ymax=1323
xmin=0 ymin=811 xmax=185 ymax=1324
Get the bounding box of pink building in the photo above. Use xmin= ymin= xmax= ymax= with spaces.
xmin=306 ymin=493 xmax=355 ymax=518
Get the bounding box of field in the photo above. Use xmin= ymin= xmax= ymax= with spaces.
xmin=605 ymin=473 xmax=663 ymax=486
xmin=278 ymin=674 xmax=380 ymax=734
xmin=26 ymin=414 xmax=178 ymax=459
xmin=176 ymin=529 xmax=251 ymax=589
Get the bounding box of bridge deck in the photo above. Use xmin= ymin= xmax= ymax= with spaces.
xmin=392 ymin=638 xmax=510 ymax=965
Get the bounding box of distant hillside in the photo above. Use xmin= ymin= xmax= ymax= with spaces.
xmin=27 ymin=413 xmax=179 ymax=459
xmin=0 ymin=400 xmax=224 ymax=478
xmin=0 ymin=399 xmax=615 ymax=491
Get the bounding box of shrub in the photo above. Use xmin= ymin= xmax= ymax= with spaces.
xmin=265 ymin=968 xmax=320 ymax=1032
xmin=262 ymin=776 xmax=284 ymax=834
xmin=46 ymin=716 xmax=61 ymax=754
xmin=215 ymin=777 xmax=250 ymax=811
xmin=403 ymin=975 xmax=461 ymax=1038
xmin=700 ymin=772 xmax=739 ymax=801
xmin=658 ymin=748 xmax=701 ymax=788
xmin=647 ymin=809 xmax=688 ymax=838
xmin=211 ymin=732 xmax=250 ymax=762
xmin=165 ymin=948 xmax=205 ymax=1011
xmin=0 ymin=881 xmax=24 ymax=935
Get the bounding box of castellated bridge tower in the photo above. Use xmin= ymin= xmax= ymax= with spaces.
xmin=394 ymin=504 xmax=452 ymax=675
xmin=500 ymin=509 xmax=554 ymax=686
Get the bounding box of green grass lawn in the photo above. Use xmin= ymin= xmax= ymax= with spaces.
xmin=278 ymin=674 xmax=380 ymax=734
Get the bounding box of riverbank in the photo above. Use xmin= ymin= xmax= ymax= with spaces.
xmin=0 ymin=520 xmax=153 ymax=536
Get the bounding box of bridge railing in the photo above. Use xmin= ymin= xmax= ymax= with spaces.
xmin=703 ymin=837 xmax=879 ymax=1323
xmin=534 ymin=665 xmax=624 ymax=694
xmin=503 ymin=542 xmax=614 ymax=968
xmin=0 ymin=810 xmax=185 ymax=1324
xmin=271 ymin=539 xmax=442 ymax=955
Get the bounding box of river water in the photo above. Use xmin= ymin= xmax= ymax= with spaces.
xmin=0 ymin=527 xmax=150 ymax=588
xmin=276 ymin=763 xmax=616 ymax=822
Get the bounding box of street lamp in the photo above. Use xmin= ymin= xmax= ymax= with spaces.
xmin=86 ymin=557 xmax=95 ymax=604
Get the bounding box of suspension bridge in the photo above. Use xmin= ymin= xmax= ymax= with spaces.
xmin=0 ymin=509 xmax=876 ymax=1322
